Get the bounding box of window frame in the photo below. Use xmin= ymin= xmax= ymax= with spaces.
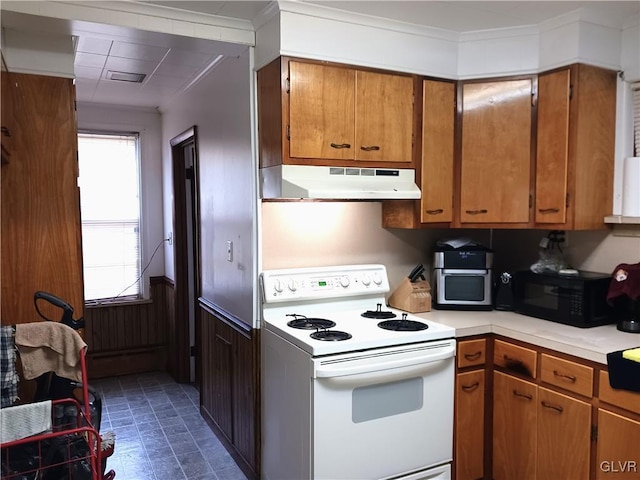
xmin=77 ymin=129 xmax=146 ymax=304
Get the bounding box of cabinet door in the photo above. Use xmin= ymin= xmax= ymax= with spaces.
xmin=288 ymin=61 xmax=355 ymax=160
xmin=355 ymin=70 xmax=414 ymax=163
xmin=597 ymin=409 xmax=640 ymax=480
xmin=421 ymin=79 xmax=454 ymax=223
xmin=537 ymin=387 xmax=591 ymax=480
xmin=493 ymin=371 xmax=537 ymax=480
xmin=1 ymin=73 xmax=84 ymax=323
xmin=460 ymin=79 xmax=532 ymax=223
xmin=200 ymin=312 xmax=234 ymax=439
xmin=535 ymin=69 xmax=570 ymax=224
xmin=455 ymin=370 xmax=485 ymax=480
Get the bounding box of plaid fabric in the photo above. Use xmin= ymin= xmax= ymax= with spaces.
xmin=1 ymin=325 xmax=18 ymax=407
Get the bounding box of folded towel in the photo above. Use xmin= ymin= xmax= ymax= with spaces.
xmin=15 ymin=322 xmax=87 ymax=382
xmin=622 ymin=347 xmax=640 ymax=363
xmin=0 ymin=325 xmax=19 ymax=407
xmin=0 ymin=400 xmax=52 ymax=443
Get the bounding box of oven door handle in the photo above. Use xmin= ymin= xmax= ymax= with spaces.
xmin=314 ymin=343 xmax=455 ymax=378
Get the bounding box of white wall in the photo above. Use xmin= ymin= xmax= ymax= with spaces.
xmin=160 ymin=49 xmax=256 ymax=325
xmin=76 ymin=102 xmax=165 ymax=297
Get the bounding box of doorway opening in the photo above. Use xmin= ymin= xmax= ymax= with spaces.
xmin=170 ymin=126 xmax=200 ymax=385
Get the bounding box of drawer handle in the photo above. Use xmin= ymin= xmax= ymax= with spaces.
xmin=465 ymin=209 xmax=488 ymax=215
xmin=330 ymin=143 xmax=351 ymax=149
xmin=541 ymin=401 xmax=564 ymax=414
xmin=360 ymin=145 xmax=380 ymax=151
xmin=512 ymin=389 xmax=533 ymax=401
xmin=464 ymin=351 xmax=482 ymax=361
xmin=538 ymin=208 xmax=560 ymax=214
xmin=425 ymin=209 xmax=444 ymax=215
xmin=553 ymin=370 xmax=577 ymax=383
xmin=461 ymin=381 xmax=480 ymax=392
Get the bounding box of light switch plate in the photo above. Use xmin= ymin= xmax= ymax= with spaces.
xmin=226 ymin=240 xmax=233 ymax=262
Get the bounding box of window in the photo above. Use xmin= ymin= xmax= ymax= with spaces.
xmin=77 ymin=132 xmax=141 ymax=302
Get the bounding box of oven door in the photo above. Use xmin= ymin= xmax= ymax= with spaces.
xmin=312 ymin=339 xmax=455 ymax=480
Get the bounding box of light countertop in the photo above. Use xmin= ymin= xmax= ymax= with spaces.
xmin=413 ymin=309 xmax=640 ymax=365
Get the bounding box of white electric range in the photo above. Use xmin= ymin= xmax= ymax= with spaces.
xmin=261 ymin=264 xmax=456 ymax=480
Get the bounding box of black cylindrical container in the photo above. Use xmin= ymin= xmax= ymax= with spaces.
xmin=494 ymin=272 xmax=514 ymax=311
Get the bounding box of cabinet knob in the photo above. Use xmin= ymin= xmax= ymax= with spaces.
xmin=330 ymin=143 xmax=351 ymax=149
xmin=360 ymin=145 xmax=380 ymax=151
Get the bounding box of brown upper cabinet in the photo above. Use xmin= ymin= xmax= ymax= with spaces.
xmin=535 ymin=64 xmax=616 ymax=230
xmin=257 ymin=57 xmax=416 ymax=169
xmin=1 ymin=72 xmax=84 ymax=324
xmin=383 ymin=63 xmax=617 ymax=230
xmin=382 ymin=78 xmax=455 ymax=228
xmin=459 ymin=78 xmax=534 ymax=225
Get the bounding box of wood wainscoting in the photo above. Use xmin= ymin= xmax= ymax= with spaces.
xmin=84 ymin=276 xmax=174 ymax=378
xmin=199 ymin=300 xmax=260 ymax=479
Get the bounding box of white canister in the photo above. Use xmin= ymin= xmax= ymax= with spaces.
xmin=622 ymin=156 xmax=640 ymax=217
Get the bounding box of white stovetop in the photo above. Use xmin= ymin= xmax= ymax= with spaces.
xmin=412 ymin=309 xmax=640 ymax=365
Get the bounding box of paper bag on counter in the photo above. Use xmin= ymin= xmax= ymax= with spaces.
xmin=388 ymin=278 xmax=432 ymax=313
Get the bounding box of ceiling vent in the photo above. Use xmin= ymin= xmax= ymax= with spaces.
xmin=106 ymin=70 xmax=146 ymax=83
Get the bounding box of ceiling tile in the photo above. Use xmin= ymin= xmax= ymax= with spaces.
xmin=75 ymin=65 xmax=104 ymax=80
xmin=76 ymin=36 xmax=113 ymax=55
xmin=153 ymin=61 xmax=199 ymax=78
xmin=162 ymin=48 xmax=212 ymax=68
xmin=110 ymin=41 xmax=170 ymax=62
xmin=75 ymin=52 xmax=108 ymax=69
xmin=103 ymin=56 xmax=159 ymax=75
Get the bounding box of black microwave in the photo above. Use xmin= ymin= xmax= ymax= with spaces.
xmin=512 ymin=270 xmax=616 ymax=327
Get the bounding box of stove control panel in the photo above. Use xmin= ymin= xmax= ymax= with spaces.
xmin=261 ymin=265 xmax=390 ymax=303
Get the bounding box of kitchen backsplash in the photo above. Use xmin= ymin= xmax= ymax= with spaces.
xmin=261 ymin=202 xmax=640 ymax=291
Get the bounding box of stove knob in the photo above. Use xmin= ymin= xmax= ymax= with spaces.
xmin=273 ymin=279 xmax=283 ymax=293
xmin=339 ymin=275 xmax=350 ymax=288
xmin=287 ymin=280 xmax=298 ymax=292
xmin=361 ymin=274 xmax=371 ymax=286
xmin=372 ymin=273 xmax=382 ymax=285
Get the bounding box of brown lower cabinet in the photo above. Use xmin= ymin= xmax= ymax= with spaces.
xmin=455 ymin=336 xmax=640 ymax=480
xmin=455 ymin=370 xmax=486 ymax=480
xmin=199 ymin=303 xmax=260 ymax=479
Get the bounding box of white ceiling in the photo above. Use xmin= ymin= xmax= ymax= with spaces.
xmin=2 ymin=1 xmax=639 ymax=110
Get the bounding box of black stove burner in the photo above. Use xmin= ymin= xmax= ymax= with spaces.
xmin=378 ymin=317 xmax=429 ymax=331
xmin=310 ymin=330 xmax=352 ymax=341
xmin=361 ymin=303 xmax=397 ymax=319
xmin=286 ymin=314 xmax=336 ymax=330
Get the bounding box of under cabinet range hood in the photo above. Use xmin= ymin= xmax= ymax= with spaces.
xmin=260 ymin=165 xmax=421 ymax=200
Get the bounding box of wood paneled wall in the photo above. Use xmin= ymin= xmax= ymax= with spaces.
xmin=84 ymin=277 xmax=174 ymax=378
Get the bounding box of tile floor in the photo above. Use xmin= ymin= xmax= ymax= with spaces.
xmin=93 ymin=372 xmax=248 ymax=480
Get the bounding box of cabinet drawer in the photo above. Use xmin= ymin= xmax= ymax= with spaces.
xmin=599 ymin=371 xmax=640 ymax=415
xmin=494 ymin=339 xmax=537 ymax=379
xmin=458 ymin=339 xmax=487 ymax=368
xmin=540 ymin=354 xmax=593 ymax=397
